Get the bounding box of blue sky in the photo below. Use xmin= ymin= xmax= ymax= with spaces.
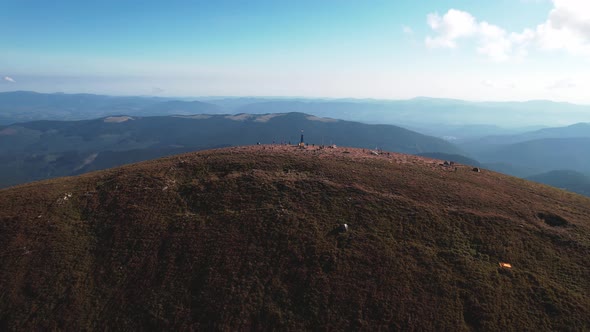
xmin=2 ymin=0 xmax=590 ymax=103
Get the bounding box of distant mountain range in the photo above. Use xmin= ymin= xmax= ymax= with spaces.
xmin=194 ymin=97 xmax=590 ymax=131
xmin=482 ymin=137 xmax=590 ymax=172
xmin=459 ymin=123 xmax=590 ymax=178
xmin=0 ymin=91 xmax=222 ymax=125
xmin=527 ymin=170 xmax=590 ymax=197
xmin=0 ymin=112 xmax=460 ymax=188
xmin=226 ymin=98 xmax=590 ymax=130
xmin=3 ymin=91 xmax=590 ymax=192
xmin=460 ymin=122 xmax=590 ymax=149
xmin=3 ymin=91 xmax=590 ymax=131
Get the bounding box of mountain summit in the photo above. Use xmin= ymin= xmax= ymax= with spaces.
xmin=0 ymin=146 xmax=589 ymax=330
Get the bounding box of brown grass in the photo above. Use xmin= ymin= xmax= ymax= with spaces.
xmin=0 ymin=145 xmax=589 ymax=330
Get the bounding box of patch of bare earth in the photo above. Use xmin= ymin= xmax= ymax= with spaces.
xmin=103 ymin=116 xmax=134 ymax=123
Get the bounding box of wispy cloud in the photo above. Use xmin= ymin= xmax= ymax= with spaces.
xmin=150 ymin=87 xmax=165 ymax=95
xmin=402 ymin=25 xmax=414 ymax=35
xmin=547 ymin=78 xmax=576 ymax=89
xmin=3 ymin=76 xmax=16 ymax=83
xmin=481 ymin=80 xmax=495 ymax=87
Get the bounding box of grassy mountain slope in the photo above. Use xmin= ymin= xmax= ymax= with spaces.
xmin=0 ymin=146 xmax=589 ymax=330
xmin=0 ymin=113 xmax=461 ymax=188
xmin=415 ymin=152 xmax=481 ymax=167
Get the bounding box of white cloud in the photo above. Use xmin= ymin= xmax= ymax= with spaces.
xmin=481 ymin=80 xmax=523 ymax=89
xmin=425 ymin=10 xmax=477 ymax=48
xmin=425 ymin=9 xmax=531 ymax=61
xmin=476 ymin=22 xmax=513 ymax=61
xmin=3 ymin=76 xmax=15 ymax=83
xmin=535 ymin=0 xmax=590 ymax=55
xmin=481 ymin=80 xmax=495 ymax=87
xmin=402 ymin=25 xmax=414 ymax=35
xmin=425 ymin=0 xmax=590 ymax=61
xmin=547 ymin=78 xmax=576 ymax=89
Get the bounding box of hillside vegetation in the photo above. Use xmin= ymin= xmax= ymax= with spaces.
xmin=0 ymin=146 xmax=589 ymax=330
xmin=416 ymin=152 xmax=481 ymax=167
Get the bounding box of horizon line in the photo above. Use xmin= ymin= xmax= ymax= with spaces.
xmin=0 ymin=90 xmax=587 ymax=106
